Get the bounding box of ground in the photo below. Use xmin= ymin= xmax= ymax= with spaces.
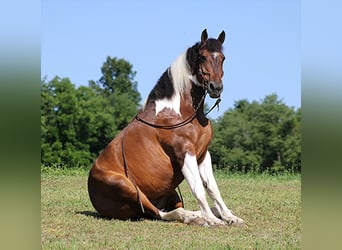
xmin=41 ymin=167 xmax=301 ymax=249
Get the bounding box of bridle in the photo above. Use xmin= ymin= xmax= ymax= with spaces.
xmin=135 ymin=50 xmax=223 ymax=130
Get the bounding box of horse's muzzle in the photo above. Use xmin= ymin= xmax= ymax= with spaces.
xmin=208 ymin=82 xmax=223 ymax=98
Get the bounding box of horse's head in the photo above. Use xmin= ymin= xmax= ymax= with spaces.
xmin=189 ymin=29 xmax=226 ymax=98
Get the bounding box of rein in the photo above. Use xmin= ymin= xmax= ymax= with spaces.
xmin=205 ymin=97 xmax=221 ymax=116
xmin=135 ymin=92 xmax=220 ymax=130
xmin=121 ymin=128 xmax=145 ymax=214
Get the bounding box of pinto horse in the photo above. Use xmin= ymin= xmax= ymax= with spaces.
xmin=88 ymin=29 xmax=244 ymax=226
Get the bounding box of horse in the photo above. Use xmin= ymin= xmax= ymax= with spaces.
xmin=88 ymin=29 xmax=244 ymax=226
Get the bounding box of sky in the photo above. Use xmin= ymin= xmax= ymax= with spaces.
xmin=42 ymin=0 xmax=300 ymax=119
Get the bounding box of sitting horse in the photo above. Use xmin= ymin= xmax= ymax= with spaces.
xmin=88 ymin=29 xmax=244 ymax=226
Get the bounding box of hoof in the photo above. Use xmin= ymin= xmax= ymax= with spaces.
xmin=225 ymin=216 xmax=245 ymax=227
xmin=186 ymin=216 xmax=226 ymax=227
xmin=187 ymin=217 xmax=206 ymax=226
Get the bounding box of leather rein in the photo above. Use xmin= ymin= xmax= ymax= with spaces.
xmin=135 ymin=91 xmax=221 ymax=130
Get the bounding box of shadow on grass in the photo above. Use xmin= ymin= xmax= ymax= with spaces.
xmin=75 ymin=211 xmax=147 ymax=222
xmin=76 ymin=211 xmax=104 ymax=219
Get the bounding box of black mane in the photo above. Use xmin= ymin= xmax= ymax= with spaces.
xmin=186 ymin=43 xmax=200 ymax=75
xmin=147 ymin=70 xmax=174 ymax=102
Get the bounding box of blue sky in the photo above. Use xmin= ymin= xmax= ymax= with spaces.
xmin=42 ymin=0 xmax=300 ymax=118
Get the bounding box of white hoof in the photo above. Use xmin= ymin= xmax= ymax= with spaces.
xmin=224 ymin=216 xmax=245 ymax=226
xmin=182 ymin=209 xmax=200 ymax=224
xmin=202 ymin=216 xmax=226 ymax=227
xmin=160 ymin=208 xmax=199 ymax=223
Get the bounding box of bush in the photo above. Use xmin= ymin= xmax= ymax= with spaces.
xmin=210 ymin=94 xmax=301 ymax=174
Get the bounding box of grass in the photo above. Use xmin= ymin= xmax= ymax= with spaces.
xmin=41 ymin=167 xmax=301 ymax=249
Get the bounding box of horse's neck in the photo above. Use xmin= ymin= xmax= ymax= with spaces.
xmin=180 ymin=83 xmax=208 ymax=123
xmin=190 ymin=83 xmax=206 ymax=112
xmin=140 ymin=82 xmax=207 ymax=124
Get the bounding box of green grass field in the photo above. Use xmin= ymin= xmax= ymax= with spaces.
xmin=41 ymin=167 xmax=301 ymax=249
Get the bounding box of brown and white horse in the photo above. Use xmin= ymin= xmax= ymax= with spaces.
xmin=88 ymin=29 xmax=244 ymax=226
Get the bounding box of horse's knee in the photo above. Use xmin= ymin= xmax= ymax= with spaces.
xmin=88 ymin=171 xmax=137 ymax=217
xmin=90 ymin=192 xmax=141 ymax=219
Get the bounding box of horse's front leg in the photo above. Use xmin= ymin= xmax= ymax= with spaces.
xmin=181 ymin=152 xmax=225 ymax=226
xmin=198 ymin=151 xmax=244 ymax=226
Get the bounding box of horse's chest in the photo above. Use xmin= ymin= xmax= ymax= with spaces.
xmin=159 ymin=122 xmax=213 ymax=165
xmin=194 ymin=124 xmax=213 ymax=160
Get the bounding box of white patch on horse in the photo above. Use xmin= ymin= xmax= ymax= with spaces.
xmin=212 ymin=52 xmax=219 ymax=59
xmin=154 ymin=51 xmax=191 ymax=116
xmin=155 ymin=93 xmax=181 ymax=116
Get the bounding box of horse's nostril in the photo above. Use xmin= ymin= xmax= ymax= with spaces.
xmin=208 ymin=82 xmax=222 ymax=92
xmin=209 ymin=83 xmax=215 ymax=91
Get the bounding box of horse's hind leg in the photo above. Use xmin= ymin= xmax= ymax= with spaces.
xmin=88 ymin=170 xmax=160 ymax=220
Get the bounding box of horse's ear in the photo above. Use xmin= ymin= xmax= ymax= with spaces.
xmin=217 ymin=30 xmax=225 ymax=44
xmin=201 ymin=29 xmax=208 ymax=44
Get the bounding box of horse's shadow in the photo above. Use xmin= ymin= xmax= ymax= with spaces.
xmin=76 ymin=211 xmax=104 ymax=220
xmin=75 ymin=211 xmax=145 ymax=222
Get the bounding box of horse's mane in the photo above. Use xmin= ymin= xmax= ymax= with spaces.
xmin=146 ymin=51 xmax=190 ymax=103
xmin=146 ymin=39 xmax=223 ymax=103
xmin=170 ymin=51 xmax=190 ymax=96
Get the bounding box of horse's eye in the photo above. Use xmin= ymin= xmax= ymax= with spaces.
xmin=199 ymin=55 xmax=206 ymax=62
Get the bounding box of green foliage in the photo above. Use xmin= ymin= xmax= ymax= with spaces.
xmin=211 ymin=94 xmax=301 ymax=173
xmin=41 ymin=56 xmax=300 ymax=174
xmin=41 ymin=57 xmax=141 ymax=168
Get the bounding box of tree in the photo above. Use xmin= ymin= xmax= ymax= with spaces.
xmin=41 ymin=57 xmax=142 ymax=168
xmin=90 ymin=56 xmax=141 ymax=129
xmin=75 ymin=86 xmax=117 ymax=155
xmin=210 ymin=94 xmax=301 ymax=173
xmin=41 ymin=77 xmax=92 ymax=167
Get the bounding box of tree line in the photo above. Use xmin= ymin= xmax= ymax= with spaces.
xmin=41 ymin=56 xmax=301 ymax=173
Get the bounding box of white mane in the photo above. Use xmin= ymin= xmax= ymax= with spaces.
xmin=143 ymin=51 xmax=193 ymax=115
xmin=170 ymin=51 xmax=191 ymax=96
